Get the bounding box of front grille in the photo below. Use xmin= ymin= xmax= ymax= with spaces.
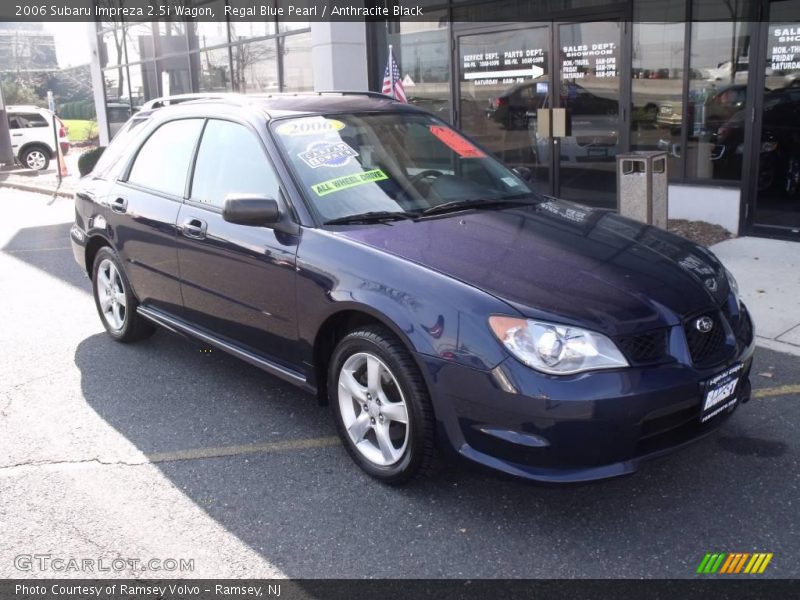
xmin=684 ymin=312 xmax=730 ymax=368
xmin=616 ymin=329 xmax=670 ymax=365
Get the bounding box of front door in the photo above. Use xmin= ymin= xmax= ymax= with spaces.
xmin=746 ymin=0 xmax=800 ymax=239
xmin=175 ymin=118 xmax=300 ymax=367
xmin=457 ymin=18 xmax=626 ymax=208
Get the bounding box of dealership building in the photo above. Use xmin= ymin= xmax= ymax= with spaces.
xmin=87 ymin=0 xmax=800 ymax=241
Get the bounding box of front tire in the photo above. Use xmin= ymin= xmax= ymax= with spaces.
xmin=91 ymin=247 xmax=154 ymax=343
xmin=329 ymin=326 xmax=436 ymax=484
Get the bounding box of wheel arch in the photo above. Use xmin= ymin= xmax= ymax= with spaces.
xmin=18 ymin=141 xmax=55 ymax=161
xmin=84 ymin=234 xmax=113 ymax=279
xmin=311 ymin=304 xmax=435 ymax=407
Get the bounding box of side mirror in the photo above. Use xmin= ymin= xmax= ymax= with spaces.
xmin=512 ymin=166 xmax=533 ymax=181
xmin=222 ymin=195 xmax=280 ymax=226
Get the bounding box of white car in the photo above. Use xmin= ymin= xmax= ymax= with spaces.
xmin=6 ymin=105 xmax=70 ymax=170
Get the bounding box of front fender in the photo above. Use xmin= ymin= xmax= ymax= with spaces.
xmin=295 ymin=228 xmax=518 ymax=372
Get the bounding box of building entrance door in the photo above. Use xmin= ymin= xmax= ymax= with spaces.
xmin=457 ymin=17 xmax=627 ymax=208
xmin=745 ymin=0 xmax=800 ymax=239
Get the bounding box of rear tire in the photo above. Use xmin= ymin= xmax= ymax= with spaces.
xmin=329 ymin=326 xmax=436 ymax=484
xmin=91 ymin=246 xmax=155 ymax=343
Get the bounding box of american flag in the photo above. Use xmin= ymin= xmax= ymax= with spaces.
xmin=381 ymin=46 xmax=407 ymax=103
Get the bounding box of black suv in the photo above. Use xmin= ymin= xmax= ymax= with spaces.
xmin=72 ymin=92 xmax=754 ymax=484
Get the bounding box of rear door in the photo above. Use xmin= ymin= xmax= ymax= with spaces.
xmin=112 ymin=118 xmax=205 ymax=314
xmin=175 ymin=118 xmax=300 ymax=366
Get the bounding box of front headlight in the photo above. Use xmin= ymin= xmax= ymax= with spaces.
xmin=489 ymin=316 xmax=629 ymax=375
xmin=724 ymin=267 xmax=740 ymax=300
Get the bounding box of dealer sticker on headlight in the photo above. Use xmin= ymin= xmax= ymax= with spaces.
xmin=701 ymin=363 xmax=744 ymax=423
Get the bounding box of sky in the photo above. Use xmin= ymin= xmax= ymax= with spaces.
xmin=44 ymin=23 xmax=92 ymax=68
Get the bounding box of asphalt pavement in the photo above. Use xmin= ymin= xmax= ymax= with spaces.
xmin=1 ymin=188 xmax=798 ymax=579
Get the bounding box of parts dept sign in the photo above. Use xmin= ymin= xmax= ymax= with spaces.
xmin=461 ymin=40 xmax=547 ymax=86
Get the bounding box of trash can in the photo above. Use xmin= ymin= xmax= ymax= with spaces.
xmin=617 ymin=151 xmax=668 ymax=229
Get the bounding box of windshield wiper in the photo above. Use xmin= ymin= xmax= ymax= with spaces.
xmin=324 ymin=210 xmax=418 ymax=226
xmin=420 ymin=195 xmax=539 ymax=217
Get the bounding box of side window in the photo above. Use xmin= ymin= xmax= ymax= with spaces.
xmin=19 ymin=113 xmax=49 ymax=128
xmin=127 ymin=119 xmax=204 ymax=197
xmin=8 ymin=116 xmax=20 ymax=129
xmin=190 ymin=119 xmax=280 ymax=209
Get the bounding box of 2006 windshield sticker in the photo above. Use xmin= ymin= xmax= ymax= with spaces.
xmin=276 ymin=117 xmax=346 ymax=136
xmin=299 ymin=141 xmax=358 ymax=169
xmin=312 ymin=169 xmax=389 ymax=197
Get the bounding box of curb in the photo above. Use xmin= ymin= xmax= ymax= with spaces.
xmin=0 ymin=181 xmax=74 ymax=199
xmin=756 ymin=337 xmax=800 ymax=358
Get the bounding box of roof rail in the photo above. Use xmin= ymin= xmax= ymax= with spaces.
xmin=140 ymin=93 xmax=249 ymax=110
xmin=316 ymin=91 xmax=396 ymax=100
xmin=252 ymin=91 xmax=395 ymax=100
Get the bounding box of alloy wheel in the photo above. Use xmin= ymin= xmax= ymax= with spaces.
xmin=337 ymin=352 xmax=410 ymax=466
xmin=25 ymin=150 xmax=47 ymax=170
xmin=96 ymin=258 xmax=127 ymax=331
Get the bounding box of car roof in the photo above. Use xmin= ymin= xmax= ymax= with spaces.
xmin=139 ymin=92 xmax=425 ymax=121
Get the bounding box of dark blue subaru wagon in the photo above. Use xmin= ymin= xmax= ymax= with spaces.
xmin=71 ymin=92 xmax=755 ymax=484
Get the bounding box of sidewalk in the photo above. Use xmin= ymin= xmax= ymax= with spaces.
xmin=712 ymin=236 xmax=800 ymax=357
xmin=0 ymin=151 xmax=82 ymax=198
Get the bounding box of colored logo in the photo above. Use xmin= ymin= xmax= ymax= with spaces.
xmin=299 ymin=141 xmax=358 ymax=169
xmin=696 ymin=552 xmax=773 ymax=574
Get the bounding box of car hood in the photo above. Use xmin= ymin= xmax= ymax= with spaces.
xmin=333 ymin=199 xmax=730 ymax=336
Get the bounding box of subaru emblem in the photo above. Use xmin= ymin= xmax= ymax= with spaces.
xmin=704 ymin=278 xmax=718 ymax=292
xmin=695 ymin=316 xmax=714 ymax=333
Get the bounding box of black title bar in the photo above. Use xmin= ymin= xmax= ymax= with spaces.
xmin=2 ymin=0 xmax=800 ymax=23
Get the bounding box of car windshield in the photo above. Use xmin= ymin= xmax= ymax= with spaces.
xmin=271 ymin=112 xmax=538 ymax=223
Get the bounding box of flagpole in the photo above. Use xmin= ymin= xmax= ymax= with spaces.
xmin=388 ymin=44 xmax=396 ymax=100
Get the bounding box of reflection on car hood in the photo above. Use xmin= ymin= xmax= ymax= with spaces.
xmin=334 ymin=199 xmax=729 ymax=336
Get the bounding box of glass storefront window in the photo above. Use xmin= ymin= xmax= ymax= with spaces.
xmin=281 ymin=33 xmax=313 ymax=92
xmin=231 ymin=40 xmax=279 ymax=93
xmin=686 ymin=21 xmax=752 ymax=181
xmin=752 ymin=13 xmax=800 ymax=229
xmin=279 ymin=21 xmax=310 ymax=34
xmin=195 ymin=48 xmax=232 ymax=92
xmin=124 ymin=22 xmax=155 ymax=64
xmin=99 ymin=28 xmax=125 ymax=68
xmin=189 ymin=22 xmax=229 ymax=51
xmin=154 ymin=21 xmax=190 ymax=57
xmin=103 ymin=66 xmax=128 ymax=104
xmin=128 ymin=61 xmax=159 ymax=108
xmin=229 ymin=0 xmax=276 ymax=41
xmin=156 ymin=54 xmax=192 ymax=96
xmin=631 ymin=22 xmax=685 ymax=177
xmin=389 ymin=14 xmax=451 ymax=120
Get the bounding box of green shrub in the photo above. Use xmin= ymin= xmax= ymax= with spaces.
xmin=78 ymin=146 xmax=106 ymax=176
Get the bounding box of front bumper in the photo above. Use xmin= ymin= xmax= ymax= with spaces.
xmin=423 ymin=321 xmax=756 ymax=483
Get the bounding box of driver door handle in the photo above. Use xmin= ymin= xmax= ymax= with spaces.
xmin=181 ymin=217 xmax=207 ymax=240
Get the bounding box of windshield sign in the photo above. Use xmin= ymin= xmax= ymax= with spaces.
xmin=272 ymin=113 xmax=535 ymax=223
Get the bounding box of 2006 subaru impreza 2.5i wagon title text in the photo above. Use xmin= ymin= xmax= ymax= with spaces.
xmin=71 ymin=92 xmax=755 ymax=484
